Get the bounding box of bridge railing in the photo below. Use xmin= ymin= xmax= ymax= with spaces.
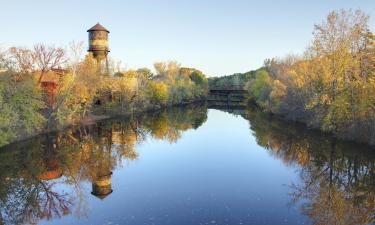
xmin=208 ymin=85 xmax=246 ymax=91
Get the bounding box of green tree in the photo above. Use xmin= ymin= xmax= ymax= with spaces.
xmin=0 ymin=72 xmax=45 ymax=146
xmin=189 ymin=71 xmax=208 ymax=86
xmin=248 ymin=69 xmax=271 ymax=109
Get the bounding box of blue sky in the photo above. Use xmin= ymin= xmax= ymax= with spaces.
xmin=0 ymin=0 xmax=374 ymax=76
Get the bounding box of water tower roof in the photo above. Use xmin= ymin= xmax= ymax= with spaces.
xmin=91 ymin=190 xmax=113 ymax=200
xmin=87 ymin=23 xmax=109 ymax=33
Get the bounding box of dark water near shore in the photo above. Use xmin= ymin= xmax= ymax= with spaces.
xmin=0 ymin=104 xmax=374 ymax=225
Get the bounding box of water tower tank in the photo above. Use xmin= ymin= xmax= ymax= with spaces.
xmin=87 ymin=23 xmax=110 ymax=60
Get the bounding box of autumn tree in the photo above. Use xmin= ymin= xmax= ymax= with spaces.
xmin=147 ymin=82 xmax=168 ymax=106
xmin=7 ymin=47 xmax=35 ymax=74
xmin=33 ymin=44 xmax=66 ymax=83
xmin=246 ymin=9 xmax=375 ymax=144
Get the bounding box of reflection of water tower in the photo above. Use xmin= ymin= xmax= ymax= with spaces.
xmin=87 ymin=23 xmax=110 ymax=72
xmin=91 ymin=171 xmax=113 ymax=199
xmin=90 ymin=127 xmax=113 ymax=199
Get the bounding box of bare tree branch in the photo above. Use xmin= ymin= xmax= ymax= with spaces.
xmin=33 ymin=44 xmax=67 ymax=84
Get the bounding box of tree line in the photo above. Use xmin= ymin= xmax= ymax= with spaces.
xmin=208 ymin=70 xmax=256 ymax=89
xmin=241 ymin=9 xmax=375 ymax=145
xmin=0 ymin=43 xmax=208 ymax=146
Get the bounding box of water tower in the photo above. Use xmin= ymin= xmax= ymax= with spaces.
xmin=87 ymin=23 xmax=110 ymax=71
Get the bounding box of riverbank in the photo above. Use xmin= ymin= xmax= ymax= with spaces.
xmin=5 ymin=95 xmax=375 ymax=149
xmin=4 ymin=100 xmax=207 ymax=147
xmin=245 ymin=99 xmax=375 ymax=147
xmin=207 ymin=86 xmax=375 ymax=147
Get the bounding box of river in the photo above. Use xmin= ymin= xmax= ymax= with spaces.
xmin=0 ymin=104 xmax=374 ymax=225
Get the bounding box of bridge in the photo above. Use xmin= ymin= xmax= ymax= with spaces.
xmin=209 ymin=88 xmax=247 ymax=94
xmin=209 ymin=85 xmax=247 ymax=94
xmin=208 ymin=86 xmax=248 ymax=107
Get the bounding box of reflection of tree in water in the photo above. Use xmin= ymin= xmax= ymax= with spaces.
xmin=0 ymin=136 xmax=72 ymax=225
xmin=0 ymin=104 xmax=208 ymax=224
xmin=240 ymin=106 xmax=375 ymax=225
xmin=141 ymin=104 xmax=207 ymax=143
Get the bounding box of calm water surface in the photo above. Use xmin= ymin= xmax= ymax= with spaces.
xmin=0 ymin=105 xmax=374 ymax=225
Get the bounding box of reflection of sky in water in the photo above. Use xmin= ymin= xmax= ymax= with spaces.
xmin=41 ymin=109 xmax=306 ymax=225
xmin=2 ymin=106 xmax=373 ymax=225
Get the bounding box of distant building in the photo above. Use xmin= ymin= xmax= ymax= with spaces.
xmin=34 ymin=69 xmax=66 ymax=108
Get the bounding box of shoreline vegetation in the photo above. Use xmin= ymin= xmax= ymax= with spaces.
xmin=0 ymin=46 xmax=208 ymax=146
xmin=1 ymin=9 xmax=374 ymax=147
xmin=210 ymin=9 xmax=375 ymax=146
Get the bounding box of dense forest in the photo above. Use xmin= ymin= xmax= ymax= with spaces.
xmin=216 ymin=9 xmax=375 ymax=145
xmin=0 ymin=45 xmax=208 ymax=146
